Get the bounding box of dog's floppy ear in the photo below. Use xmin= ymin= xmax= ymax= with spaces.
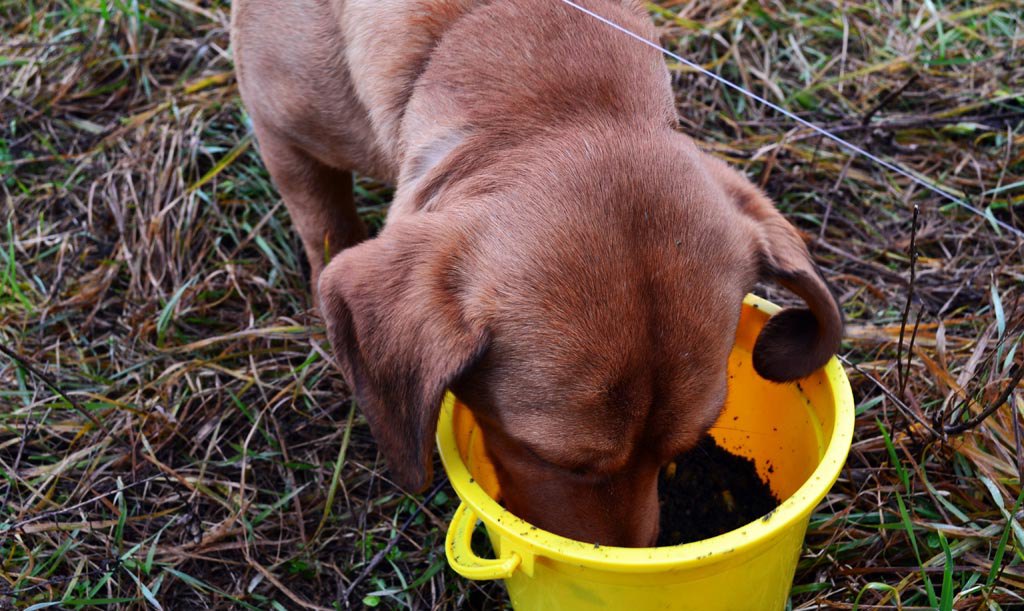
xmin=747 ymin=205 xmax=844 ymax=382
xmin=708 ymin=157 xmax=843 ymax=382
xmin=318 ymin=216 xmax=489 ymax=491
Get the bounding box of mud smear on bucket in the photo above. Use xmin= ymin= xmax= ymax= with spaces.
xmin=657 ymin=435 xmax=780 ymax=546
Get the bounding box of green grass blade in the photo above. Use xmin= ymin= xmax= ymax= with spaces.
xmin=937 ymin=531 xmax=954 ymax=611
xmin=156 ymin=277 xmax=196 ymax=345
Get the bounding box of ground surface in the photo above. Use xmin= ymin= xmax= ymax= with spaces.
xmin=2 ymin=0 xmax=1023 ymax=609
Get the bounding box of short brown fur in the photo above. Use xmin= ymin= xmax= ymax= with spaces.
xmin=232 ymin=0 xmax=843 ymax=547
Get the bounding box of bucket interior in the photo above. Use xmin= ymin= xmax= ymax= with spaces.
xmin=451 ymin=300 xmax=837 ymax=516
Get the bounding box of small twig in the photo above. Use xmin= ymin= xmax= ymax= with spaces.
xmin=0 ymin=391 xmax=43 ymax=512
xmin=896 ymin=205 xmax=920 ymax=401
xmin=0 ymin=345 xmax=188 ymax=515
xmin=341 ymin=479 xmax=447 ymax=606
xmin=0 ymin=558 xmax=122 ymax=597
xmin=1 ymin=475 xmax=163 ymax=537
xmin=904 ymin=305 xmax=925 ymax=396
xmin=0 ymin=344 xmax=102 ymax=431
xmin=938 ymin=325 xmax=1024 ymax=427
xmin=945 ymin=364 xmax=1024 ymax=435
xmin=270 ymin=413 xmax=307 ymax=542
xmin=312 ymin=401 xmax=357 ymax=541
xmin=861 ymin=73 xmax=920 ymax=126
xmin=247 ymin=556 xmax=334 ymax=611
xmin=839 ymin=354 xmax=942 ymax=439
xmin=1013 ymin=392 xmax=1023 ymax=483
xmin=0 ymin=343 xmax=111 ymax=513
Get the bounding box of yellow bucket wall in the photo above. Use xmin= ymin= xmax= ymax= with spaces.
xmin=438 ymin=295 xmax=855 ymax=610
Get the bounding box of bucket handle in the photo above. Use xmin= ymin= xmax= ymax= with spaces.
xmin=445 ymin=501 xmax=521 ymax=580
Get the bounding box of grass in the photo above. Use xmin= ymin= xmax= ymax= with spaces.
xmin=1 ymin=0 xmax=1022 ymax=608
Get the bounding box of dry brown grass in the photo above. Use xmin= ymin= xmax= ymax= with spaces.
xmin=1 ymin=0 xmax=1022 ymax=609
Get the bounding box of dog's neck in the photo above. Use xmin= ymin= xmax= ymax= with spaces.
xmin=388 ymin=0 xmax=677 ymax=216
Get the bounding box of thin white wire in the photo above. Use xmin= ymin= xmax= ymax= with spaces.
xmin=558 ymin=0 xmax=1024 ymax=240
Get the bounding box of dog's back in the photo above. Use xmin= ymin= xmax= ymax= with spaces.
xmin=232 ymin=0 xmax=479 ymax=181
xmin=231 ymin=0 xmax=660 ymax=183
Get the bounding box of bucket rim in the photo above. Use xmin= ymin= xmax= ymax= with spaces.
xmin=436 ymin=294 xmax=855 ymax=573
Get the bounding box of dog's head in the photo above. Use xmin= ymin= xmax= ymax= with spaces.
xmin=319 ymin=133 xmax=842 ymax=547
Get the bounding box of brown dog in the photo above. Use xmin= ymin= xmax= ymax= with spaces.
xmin=231 ymin=0 xmax=843 ymax=547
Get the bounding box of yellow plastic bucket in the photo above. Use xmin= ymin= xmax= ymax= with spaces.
xmin=437 ymin=294 xmax=854 ymax=610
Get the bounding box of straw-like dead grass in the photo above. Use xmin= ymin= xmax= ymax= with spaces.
xmin=2 ymin=0 xmax=1022 ymax=608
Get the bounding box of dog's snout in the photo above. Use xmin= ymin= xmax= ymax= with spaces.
xmin=496 ymin=461 xmax=662 ymax=548
xmin=616 ymin=477 xmax=661 ymax=548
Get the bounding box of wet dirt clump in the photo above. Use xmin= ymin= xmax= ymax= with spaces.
xmin=657 ymin=434 xmax=780 ymax=546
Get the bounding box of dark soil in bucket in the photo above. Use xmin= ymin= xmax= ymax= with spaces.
xmin=657 ymin=434 xmax=780 ymax=546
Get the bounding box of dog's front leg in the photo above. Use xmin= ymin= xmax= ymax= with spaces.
xmin=253 ymin=129 xmax=368 ymax=305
